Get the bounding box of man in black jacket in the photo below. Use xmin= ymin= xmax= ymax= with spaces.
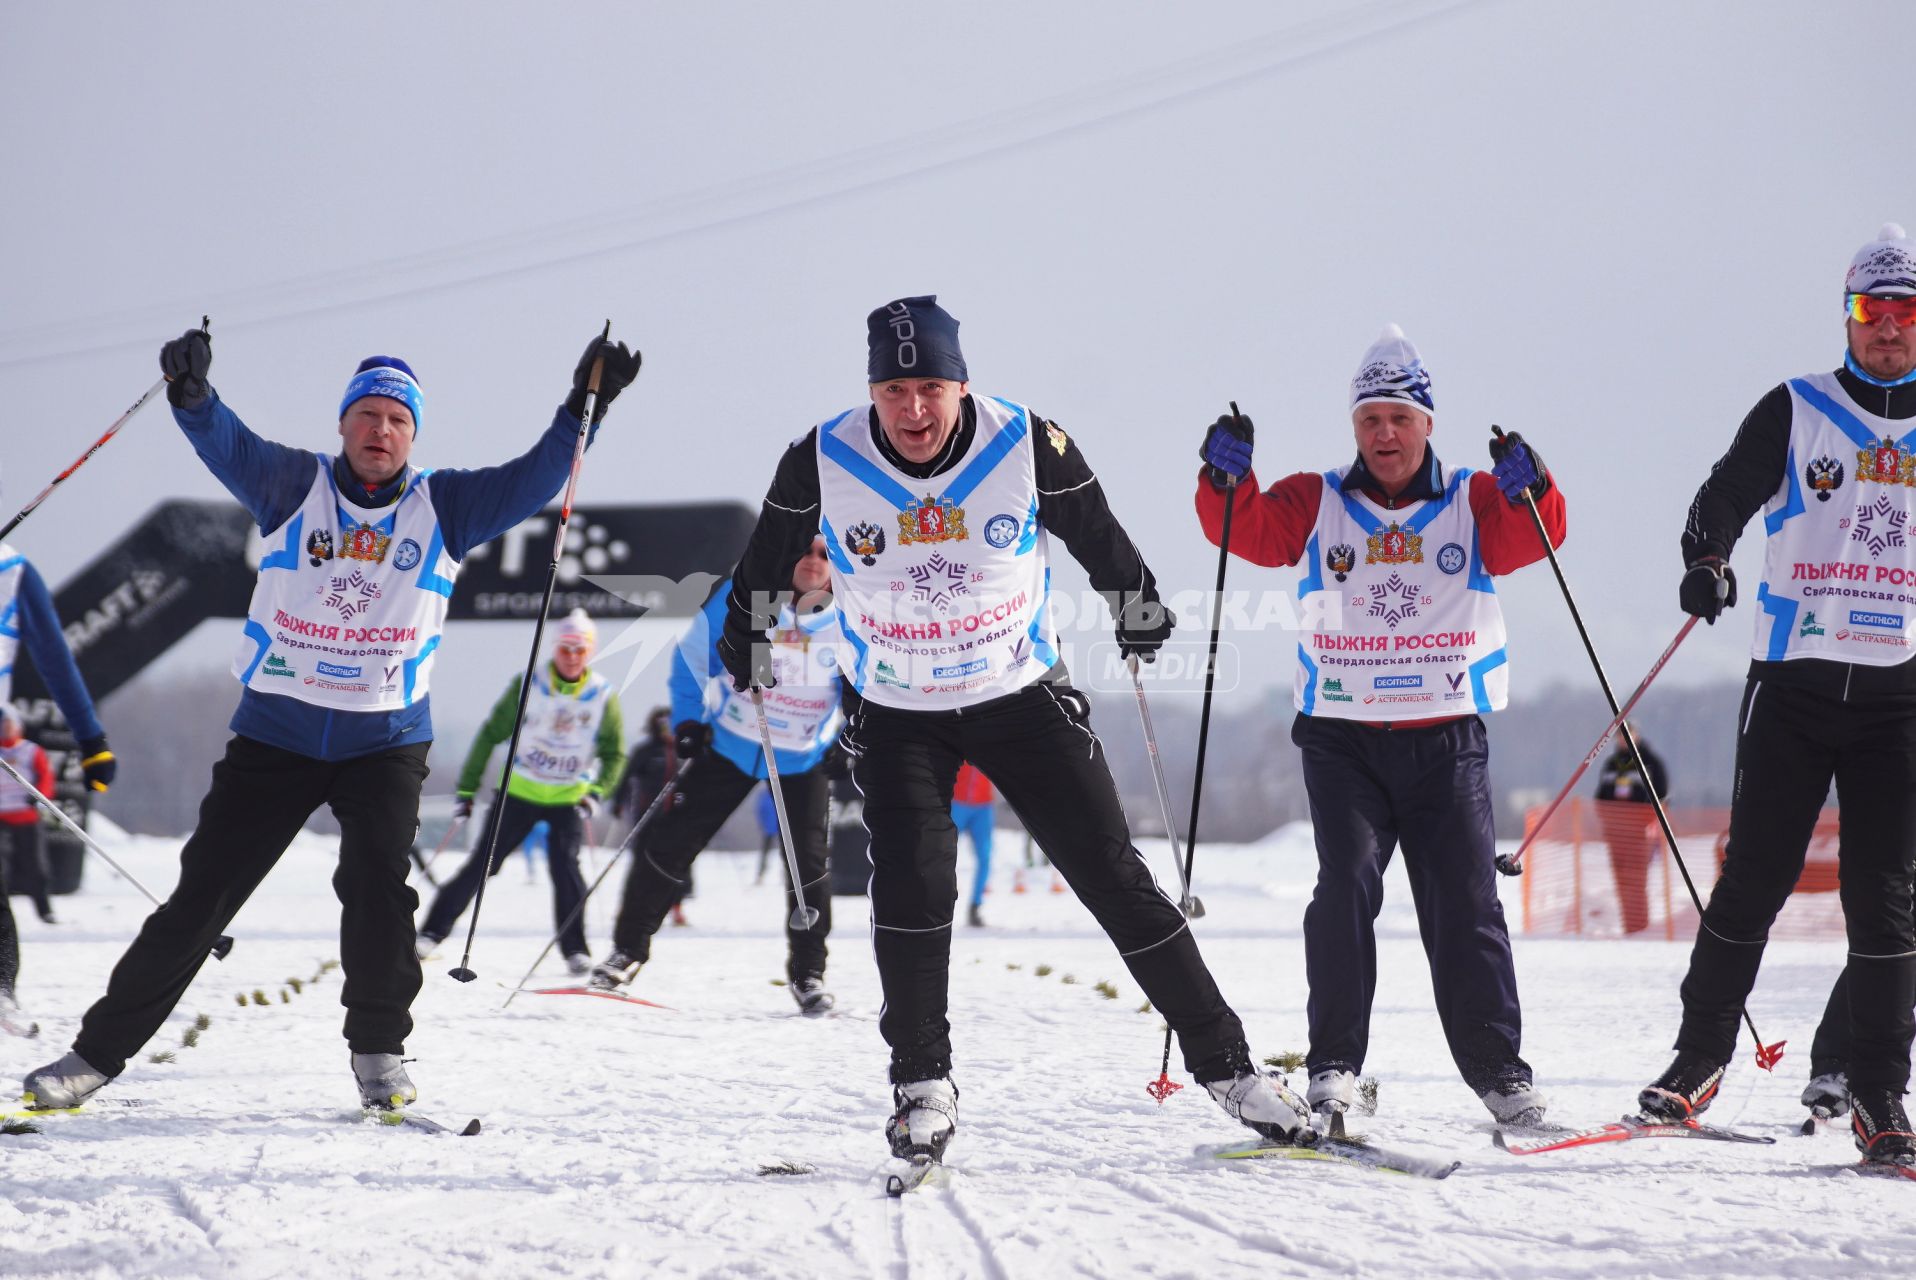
xmin=1640 ymin=225 xmax=1916 ymax=1167
xmin=714 ymin=295 xmax=1311 ymax=1163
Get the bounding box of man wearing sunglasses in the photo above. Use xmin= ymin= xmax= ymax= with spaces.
xmin=1641 ymin=224 xmax=1916 ymax=1168
xmin=417 ymin=609 xmax=625 ymax=975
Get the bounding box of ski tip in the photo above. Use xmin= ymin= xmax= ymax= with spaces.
xmin=884 ymin=1174 xmax=906 ymax=1197
xmin=1800 ymin=1117 xmax=1820 ymax=1136
xmin=459 ymin=1118 xmax=482 ymax=1136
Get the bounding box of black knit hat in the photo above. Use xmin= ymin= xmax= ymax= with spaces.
xmin=866 ymin=295 xmax=968 ymax=383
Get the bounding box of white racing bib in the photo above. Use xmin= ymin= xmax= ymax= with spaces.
xmin=1294 ymin=466 xmax=1509 ymax=720
xmin=713 ymin=617 xmax=843 ymax=752
xmin=515 ymin=669 xmax=612 ymax=788
xmin=816 ymin=396 xmax=1057 ymax=710
xmin=234 ymin=459 xmax=458 ymax=710
xmin=1752 ymin=371 xmax=1916 ymax=665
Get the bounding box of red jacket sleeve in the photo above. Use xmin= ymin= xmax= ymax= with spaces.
xmin=1193 ymin=468 xmax=1324 ymax=568
xmin=1469 ymin=472 xmax=1567 ymax=576
xmin=34 ymin=745 xmax=55 ymax=796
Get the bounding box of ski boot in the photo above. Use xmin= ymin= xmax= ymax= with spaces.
xmin=414 ymin=932 xmax=443 ymax=961
xmin=1307 ymin=1067 xmax=1354 ymax=1119
xmin=791 ymin=975 xmax=835 ymax=1017
xmin=1206 ymin=1070 xmax=1314 ymax=1145
xmin=587 ymin=950 xmax=641 ymax=991
xmin=887 ymin=1078 xmax=959 ymax=1161
xmin=23 ymin=1049 xmax=110 ymax=1109
xmin=1851 ymin=1089 xmax=1916 ymax=1166
xmin=1638 ymin=1051 xmax=1727 ymax=1121
xmin=1802 ymin=1070 xmax=1850 ymax=1121
xmin=1479 ymin=1074 xmax=1548 ymax=1128
xmin=564 ymin=952 xmax=592 ymax=978
xmin=0 ymin=990 xmax=40 ymax=1040
xmin=352 ymin=1052 xmax=416 ymax=1111
xmin=966 ymin=903 xmax=985 ymax=929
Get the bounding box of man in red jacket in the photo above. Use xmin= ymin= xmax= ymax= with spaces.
xmin=1 ymin=700 xmax=58 ymax=1031
xmin=1194 ymin=324 xmax=1566 ymax=1129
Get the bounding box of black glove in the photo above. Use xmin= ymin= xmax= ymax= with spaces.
xmin=1487 ymin=429 xmax=1550 ymax=503
xmin=1199 ymin=413 xmax=1254 ymax=488
xmin=452 ymin=794 xmax=475 ymax=821
xmin=564 ymin=333 xmax=642 ymax=423
xmin=159 ymin=328 xmax=212 ymax=409
xmin=1679 ymin=555 xmax=1737 ymax=623
xmin=577 ymin=792 xmax=601 ymax=821
xmin=674 ymin=720 xmax=713 ymax=760
xmin=821 ymin=741 xmax=852 ymax=780
xmin=717 ymin=629 xmax=778 ymax=692
xmin=1115 ymin=593 xmax=1178 ymax=663
xmin=78 ymin=736 xmax=117 ymax=793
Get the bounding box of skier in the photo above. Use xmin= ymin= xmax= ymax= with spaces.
xmin=1195 ymin=323 xmax=1565 ymax=1128
xmin=1638 ymin=223 xmax=1916 ymax=1166
xmin=716 ymin=295 xmax=1312 ymax=1161
xmin=23 ymin=326 xmax=642 ymax=1112
xmin=416 ymin=609 xmax=625 ymax=974
xmin=614 ymin=705 xmax=691 ymax=921
xmin=590 ymin=538 xmax=841 ymax=1013
xmin=951 ymin=763 xmax=995 ymax=928
xmin=0 ymin=510 xmax=118 ymax=1032
xmin=1593 ymin=735 xmax=1669 ymax=935
xmin=1 ymin=701 xmax=58 ymax=1035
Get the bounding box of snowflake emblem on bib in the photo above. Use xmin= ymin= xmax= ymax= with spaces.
xmin=908 ymin=554 xmax=970 ymax=610
xmin=1366 ymin=573 xmax=1420 ymax=629
xmin=323 ymin=568 xmax=383 ymax=620
xmin=1851 ymin=494 xmax=1907 ymax=558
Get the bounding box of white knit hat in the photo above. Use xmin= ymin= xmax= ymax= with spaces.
xmin=1846 ymin=223 xmax=1916 ymax=297
xmin=552 ymin=608 xmax=597 ymax=652
xmin=1349 ymin=323 xmax=1435 ymax=421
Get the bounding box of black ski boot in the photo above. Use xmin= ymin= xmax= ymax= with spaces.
xmin=887 ymin=1078 xmax=958 ymax=1161
xmin=1638 ymin=1051 xmax=1727 ymax=1121
xmin=1851 ymin=1089 xmax=1916 ymax=1166
xmin=1801 ymin=1070 xmax=1850 ymax=1120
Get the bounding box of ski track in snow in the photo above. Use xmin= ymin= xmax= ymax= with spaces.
xmin=1 ymin=826 xmax=1910 ymax=1279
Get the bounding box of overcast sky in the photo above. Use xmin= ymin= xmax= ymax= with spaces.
xmin=6 ymin=0 xmax=1915 ymax=738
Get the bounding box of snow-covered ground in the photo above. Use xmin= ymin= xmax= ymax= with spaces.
xmin=1 ymin=822 xmax=1903 ymax=1279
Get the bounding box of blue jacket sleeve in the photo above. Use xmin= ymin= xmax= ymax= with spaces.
xmin=173 ymin=392 xmax=318 ymax=534
xmin=669 ymin=584 xmax=728 ymax=728
xmin=15 ymin=560 xmax=105 ymax=742
xmin=428 ymin=408 xmax=601 ymax=562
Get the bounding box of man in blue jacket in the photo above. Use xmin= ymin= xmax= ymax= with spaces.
xmin=590 ymin=539 xmax=842 ymax=1014
xmin=24 ymin=326 xmax=640 ymax=1111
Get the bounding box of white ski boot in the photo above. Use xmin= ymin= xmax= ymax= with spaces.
xmin=23 ymin=1049 xmax=110 ymax=1109
xmin=1307 ymin=1067 xmax=1355 ymax=1119
xmin=1480 ymin=1079 xmax=1548 ymax=1127
xmin=352 ymin=1052 xmax=416 ymax=1111
xmin=791 ymin=975 xmax=835 ymax=1017
xmin=414 ymin=933 xmax=442 ymax=961
xmin=0 ymin=990 xmax=40 ymax=1039
xmin=887 ymin=1078 xmax=959 ymax=1161
xmin=1802 ymin=1070 xmax=1850 ymax=1120
xmin=1207 ymin=1070 xmax=1314 ymax=1144
xmin=587 ymin=950 xmax=641 ymax=991
xmin=564 ymin=952 xmax=592 ymax=978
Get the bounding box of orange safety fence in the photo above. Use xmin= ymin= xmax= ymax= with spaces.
xmin=1517 ymin=798 xmax=1843 ymax=940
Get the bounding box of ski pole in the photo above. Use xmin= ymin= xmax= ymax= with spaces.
xmin=418 ymin=811 xmax=469 ymax=879
xmin=1148 ymin=399 xmax=1243 ymax=1106
xmin=752 ymin=687 xmax=822 ymax=932
xmin=501 ymin=759 xmax=691 ymax=1007
xmin=1 ymin=316 xmax=209 ymax=542
xmin=0 ymin=752 xmax=233 ymax=960
xmin=1127 ymin=654 xmax=1202 ymax=918
xmin=1493 ymin=424 xmax=1783 ymax=1070
xmin=449 ymin=322 xmax=611 ymax=984
xmin=1496 ymin=615 xmax=1700 ymax=875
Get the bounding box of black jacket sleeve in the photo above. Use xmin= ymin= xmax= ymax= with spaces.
xmin=1031 ymin=415 xmax=1163 ymax=617
xmin=1682 ymin=384 xmax=1791 ymax=564
xmin=722 ymin=430 xmax=822 ymax=658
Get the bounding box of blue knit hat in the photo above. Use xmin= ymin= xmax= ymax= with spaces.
xmin=867 ymin=296 xmax=967 ymax=383
xmin=339 ymin=356 xmax=423 ymax=431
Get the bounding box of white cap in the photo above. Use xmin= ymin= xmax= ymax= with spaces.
xmin=1846 ymin=222 xmax=1916 ymax=297
xmin=0 ymin=701 xmax=18 ymax=729
xmin=1349 ymin=323 xmax=1435 ymax=421
xmin=552 ymin=608 xmax=597 ymax=652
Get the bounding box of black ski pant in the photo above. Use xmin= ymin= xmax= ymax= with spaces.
xmin=1676 ymin=678 xmax=1916 ymax=1094
xmin=420 ymin=793 xmax=589 ymax=959
xmin=844 ymin=682 xmax=1247 ymax=1086
xmin=0 ymin=825 xmax=26 ymax=997
xmin=2 ymin=821 xmax=54 ymax=920
xmin=1293 ymin=713 xmax=1528 ymax=1092
xmin=73 ymin=736 xmax=430 ymax=1076
xmin=609 ymin=751 xmax=830 ymax=981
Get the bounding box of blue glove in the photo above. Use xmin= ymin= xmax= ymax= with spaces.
xmin=1199 ymin=414 xmax=1254 ymax=486
xmin=1489 ymin=431 xmax=1547 ymax=503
